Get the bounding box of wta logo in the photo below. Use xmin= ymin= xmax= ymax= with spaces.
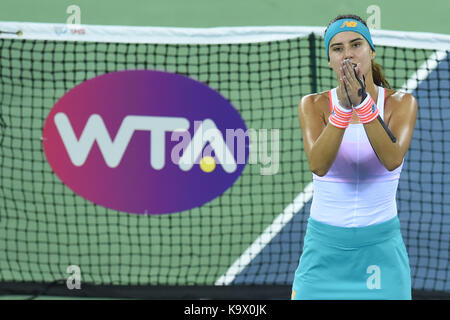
xmin=42 ymin=70 xmax=249 ymax=214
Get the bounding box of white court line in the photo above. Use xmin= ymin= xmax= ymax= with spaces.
xmin=215 ymin=182 xmax=313 ymax=285
xmin=214 ymin=49 xmax=448 ymax=286
xmin=401 ymin=50 xmax=448 ymax=93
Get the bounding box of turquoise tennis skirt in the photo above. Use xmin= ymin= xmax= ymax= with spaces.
xmin=291 ymin=216 xmax=411 ymax=300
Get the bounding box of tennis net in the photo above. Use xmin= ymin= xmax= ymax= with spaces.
xmin=0 ymin=22 xmax=449 ymax=299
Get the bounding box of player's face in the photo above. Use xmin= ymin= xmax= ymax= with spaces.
xmin=328 ymin=31 xmax=375 ymax=79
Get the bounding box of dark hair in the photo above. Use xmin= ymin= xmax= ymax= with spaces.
xmin=325 ymin=14 xmax=392 ymax=89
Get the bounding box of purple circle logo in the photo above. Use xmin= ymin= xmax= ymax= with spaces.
xmin=42 ymin=70 xmax=249 ymax=214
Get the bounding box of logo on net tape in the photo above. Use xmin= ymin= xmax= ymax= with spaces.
xmin=54 ymin=26 xmax=86 ymax=36
xmin=42 ymin=70 xmax=249 ymax=214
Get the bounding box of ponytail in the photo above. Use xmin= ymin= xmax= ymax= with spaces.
xmin=372 ymin=60 xmax=392 ymax=89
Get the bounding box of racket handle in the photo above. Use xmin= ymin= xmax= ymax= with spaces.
xmin=377 ymin=115 xmax=397 ymax=143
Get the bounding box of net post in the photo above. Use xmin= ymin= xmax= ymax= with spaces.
xmin=308 ymin=33 xmax=318 ymax=94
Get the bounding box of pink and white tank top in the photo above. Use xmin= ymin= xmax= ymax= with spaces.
xmin=310 ymin=86 xmax=404 ymax=227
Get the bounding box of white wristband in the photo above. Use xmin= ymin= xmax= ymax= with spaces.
xmin=354 ymin=94 xmax=379 ymax=123
xmin=329 ymin=102 xmax=353 ymax=129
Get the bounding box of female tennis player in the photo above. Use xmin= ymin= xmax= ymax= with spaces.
xmin=291 ymin=14 xmax=418 ymax=300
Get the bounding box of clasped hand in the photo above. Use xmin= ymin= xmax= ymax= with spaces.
xmin=337 ymin=59 xmax=367 ymax=108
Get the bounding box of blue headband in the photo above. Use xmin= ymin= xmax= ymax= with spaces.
xmin=324 ymin=18 xmax=375 ymax=59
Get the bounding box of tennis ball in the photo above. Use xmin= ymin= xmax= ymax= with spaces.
xmin=200 ymin=156 xmax=216 ymax=173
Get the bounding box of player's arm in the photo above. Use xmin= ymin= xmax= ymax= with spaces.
xmin=298 ymin=94 xmax=346 ymax=176
xmin=363 ymin=92 xmax=418 ymax=171
xmin=341 ymin=59 xmax=418 ymax=171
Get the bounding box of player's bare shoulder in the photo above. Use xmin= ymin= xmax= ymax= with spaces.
xmin=298 ymin=91 xmax=330 ymax=116
xmin=385 ymin=88 xmax=418 ymax=123
xmin=385 ymin=89 xmax=417 ymax=105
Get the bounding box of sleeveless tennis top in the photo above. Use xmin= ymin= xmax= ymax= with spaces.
xmin=310 ymin=86 xmax=404 ymax=227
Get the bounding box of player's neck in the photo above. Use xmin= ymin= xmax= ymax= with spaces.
xmin=365 ymin=81 xmax=378 ymax=103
